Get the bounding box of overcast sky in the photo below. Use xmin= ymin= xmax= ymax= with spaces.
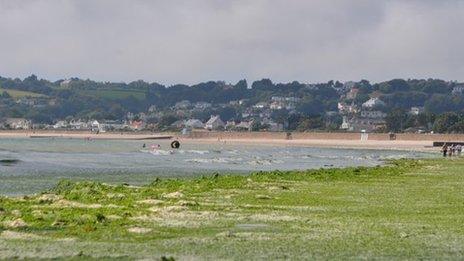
xmin=0 ymin=0 xmax=463 ymax=85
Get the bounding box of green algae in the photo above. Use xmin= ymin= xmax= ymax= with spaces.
xmin=0 ymin=158 xmax=463 ymax=260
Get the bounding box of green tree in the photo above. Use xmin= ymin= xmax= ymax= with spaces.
xmin=385 ymin=108 xmax=408 ymax=132
xmin=432 ymin=112 xmax=460 ymax=133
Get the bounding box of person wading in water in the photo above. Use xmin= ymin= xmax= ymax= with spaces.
xmin=442 ymin=143 xmax=448 ymax=157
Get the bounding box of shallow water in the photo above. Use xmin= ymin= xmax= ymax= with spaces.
xmin=0 ymin=137 xmax=434 ymax=195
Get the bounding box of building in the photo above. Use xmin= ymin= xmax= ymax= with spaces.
xmin=91 ymin=120 xmax=105 ymax=133
xmin=340 ymin=116 xmax=350 ymax=130
xmin=270 ymin=101 xmax=284 ymax=110
xmin=271 ymin=96 xmax=285 ymax=102
xmin=225 ymin=120 xmax=236 ymax=130
xmin=194 ymin=102 xmax=212 ymax=110
xmin=409 ymin=106 xmax=425 ymax=115
xmin=60 ymin=79 xmax=73 ymax=87
xmin=452 ymin=85 xmax=464 ymax=95
xmin=53 ymin=120 xmax=68 ymax=129
xmin=104 ymin=120 xmax=127 ymax=131
xmin=148 ymin=105 xmax=157 ymax=113
xmin=362 ymin=98 xmax=385 ymax=109
xmin=234 ymin=121 xmax=253 ymax=131
xmin=174 ymin=100 xmax=191 ymax=109
xmin=360 ymin=110 xmax=386 ymax=119
xmin=346 ymin=88 xmax=359 ymax=100
xmin=338 ymin=102 xmax=358 ymax=114
xmin=185 ymin=119 xmax=204 ymax=129
xmin=69 ymin=120 xmax=90 ymax=130
xmin=130 ymin=120 xmax=145 ymax=131
xmin=340 ymin=116 xmax=385 ymax=132
xmin=253 ymin=102 xmax=267 ymax=109
xmin=205 ymin=115 xmax=225 ymax=130
xmin=3 ymin=118 xmax=31 ymax=130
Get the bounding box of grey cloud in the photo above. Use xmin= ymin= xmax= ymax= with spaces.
xmin=0 ymin=0 xmax=463 ymax=85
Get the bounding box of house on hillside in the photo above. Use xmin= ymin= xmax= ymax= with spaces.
xmin=362 ymin=98 xmax=385 ymax=109
xmin=253 ymin=102 xmax=267 ymax=109
xmin=346 ymin=88 xmax=359 ymax=100
xmin=205 ymin=115 xmax=225 ymax=130
xmin=452 ymin=85 xmax=464 ymax=95
xmin=194 ymin=102 xmax=212 ymax=110
xmin=338 ymin=102 xmax=358 ymax=114
xmin=148 ymin=105 xmax=157 ymax=113
xmin=174 ymin=100 xmax=191 ymax=109
xmin=409 ymin=106 xmax=425 ymax=115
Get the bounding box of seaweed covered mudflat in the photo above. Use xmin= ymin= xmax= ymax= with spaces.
xmin=0 ymin=159 xmax=463 ymax=260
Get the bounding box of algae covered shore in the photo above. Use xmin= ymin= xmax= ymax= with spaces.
xmin=0 ymin=159 xmax=463 ymax=260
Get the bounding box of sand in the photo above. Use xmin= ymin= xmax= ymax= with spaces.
xmin=180 ymin=138 xmax=435 ymax=152
xmin=0 ymin=130 xmax=438 ymax=152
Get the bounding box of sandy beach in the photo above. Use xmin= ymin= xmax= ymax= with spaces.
xmin=180 ymin=138 xmax=436 ymax=152
xmin=0 ymin=130 xmax=442 ymax=152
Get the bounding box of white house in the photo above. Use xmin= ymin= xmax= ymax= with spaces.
xmin=69 ymin=120 xmax=90 ymax=130
xmin=452 ymin=85 xmax=464 ymax=95
xmin=53 ymin=120 xmax=68 ymax=129
xmin=4 ymin=118 xmax=31 ymax=130
xmin=409 ymin=106 xmax=424 ymax=115
xmin=362 ymin=98 xmax=385 ymax=109
xmin=148 ymin=105 xmax=157 ymax=113
xmin=205 ymin=115 xmax=225 ymax=130
xmin=253 ymin=102 xmax=267 ymax=109
xmin=91 ymin=120 xmax=106 ymax=133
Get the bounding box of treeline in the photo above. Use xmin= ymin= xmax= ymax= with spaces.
xmin=1 ymin=75 xmax=464 ymax=133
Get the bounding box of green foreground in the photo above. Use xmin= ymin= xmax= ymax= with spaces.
xmin=1 ymin=158 xmax=463 ymax=260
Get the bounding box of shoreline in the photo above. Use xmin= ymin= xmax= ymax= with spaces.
xmin=0 ymin=130 xmax=439 ymax=152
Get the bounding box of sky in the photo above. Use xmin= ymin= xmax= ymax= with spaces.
xmin=0 ymin=0 xmax=463 ymax=85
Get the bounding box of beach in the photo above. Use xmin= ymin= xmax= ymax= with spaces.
xmin=0 ymin=130 xmax=451 ymax=152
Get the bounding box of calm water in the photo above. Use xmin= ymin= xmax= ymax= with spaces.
xmin=0 ymin=138 xmax=434 ymax=195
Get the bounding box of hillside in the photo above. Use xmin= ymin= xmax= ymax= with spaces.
xmin=0 ymin=88 xmax=46 ymax=98
xmin=1 ymin=75 xmax=464 ymax=133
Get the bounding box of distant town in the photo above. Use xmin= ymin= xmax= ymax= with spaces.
xmin=1 ymin=76 xmax=464 ymax=133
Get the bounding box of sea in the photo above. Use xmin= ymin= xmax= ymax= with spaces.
xmin=0 ymin=137 xmax=434 ymax=196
